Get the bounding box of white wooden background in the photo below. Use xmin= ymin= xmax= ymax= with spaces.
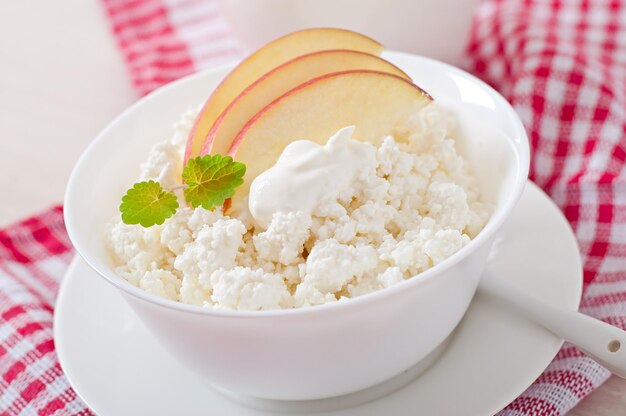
xmin=0 ymin=1 xmax=624 ymax=414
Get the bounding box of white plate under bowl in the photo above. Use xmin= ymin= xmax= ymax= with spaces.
xmin=54 ymin=182 xmax=582 ymax=415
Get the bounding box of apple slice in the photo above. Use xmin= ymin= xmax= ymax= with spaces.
xmin=227 ymin=70 xmax=433 ymax=213
xmin=202 ymin=50 xmax=410 ymax=156
xmin=184 ymin=28 xmax=383 ymax=163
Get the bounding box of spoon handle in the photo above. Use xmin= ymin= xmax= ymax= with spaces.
xmin=479 ymin=277 xmax=626 ymax=378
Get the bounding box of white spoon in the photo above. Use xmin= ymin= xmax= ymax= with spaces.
xmin=479 ymin=275 xmax=626 ymax=378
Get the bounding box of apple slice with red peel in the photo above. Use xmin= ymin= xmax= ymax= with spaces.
xmin=184 ymin=28 xmax=384 ymax=164
xmin=227 ymin=70 xmax=433 ymax=213
xmin=201 ymin=50 xmax=410 ymax=157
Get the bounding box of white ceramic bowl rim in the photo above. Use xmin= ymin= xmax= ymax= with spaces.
xmin=64 ymin=52 xmax=530 ymax=319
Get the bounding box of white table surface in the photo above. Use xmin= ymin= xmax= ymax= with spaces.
xmin=0 ymin=1 xmax=624 ymax=414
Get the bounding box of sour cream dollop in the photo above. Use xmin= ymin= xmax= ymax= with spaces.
xmin=248 ymin=126 xmax=375 ymax=228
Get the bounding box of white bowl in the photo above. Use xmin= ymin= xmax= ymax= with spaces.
xmin=64 ymin=51 xmax=529 ymax=401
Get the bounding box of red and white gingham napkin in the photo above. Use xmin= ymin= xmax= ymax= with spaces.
xmin=1 ymin=0 xmax=625 ymax=414
xmin=104 ymin=0 xmax=241 ymax=95
xmin=0 ymin=208 xmax=87 ymax=415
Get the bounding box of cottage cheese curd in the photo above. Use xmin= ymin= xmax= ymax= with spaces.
xmin=108 ymin=104 xmax=491 ymax=311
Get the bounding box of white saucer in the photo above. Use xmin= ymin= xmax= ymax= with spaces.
xmin=54 ymin=182 xmax=582 ymax=415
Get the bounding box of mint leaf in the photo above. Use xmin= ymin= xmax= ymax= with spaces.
xmin=120 ymin=180 xmax=179 ymax=227
xmin=182 ymin=154 xmax=246 ymax=210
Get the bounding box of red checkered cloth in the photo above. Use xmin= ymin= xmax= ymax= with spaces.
xmin=1 ymin=0 xmax=625 ymax=414
xmin=0 ymin=208 xmax=87 ymax=415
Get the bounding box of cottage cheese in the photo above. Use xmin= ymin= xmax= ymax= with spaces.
xmin=108 ymin=104 xmax=491 ymax=311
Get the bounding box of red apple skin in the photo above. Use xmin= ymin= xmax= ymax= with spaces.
xmin=183 ymin=28 xmax=384 ymax=164
xmin=199 ymin=49 xmax=411 ymax=157
xmin=225 ymin=70 xmax=433 ymax=214
xmin=229 ymin=70 xmax=431 ymax=154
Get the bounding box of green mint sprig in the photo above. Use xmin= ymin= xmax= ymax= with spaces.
xmin=182 ymin=154 xmax=246 ymax=210
xmin=119 ymin=154 xmax=246 ymax=227
xmin=120 ymin=180 xmax=178 ymax=227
